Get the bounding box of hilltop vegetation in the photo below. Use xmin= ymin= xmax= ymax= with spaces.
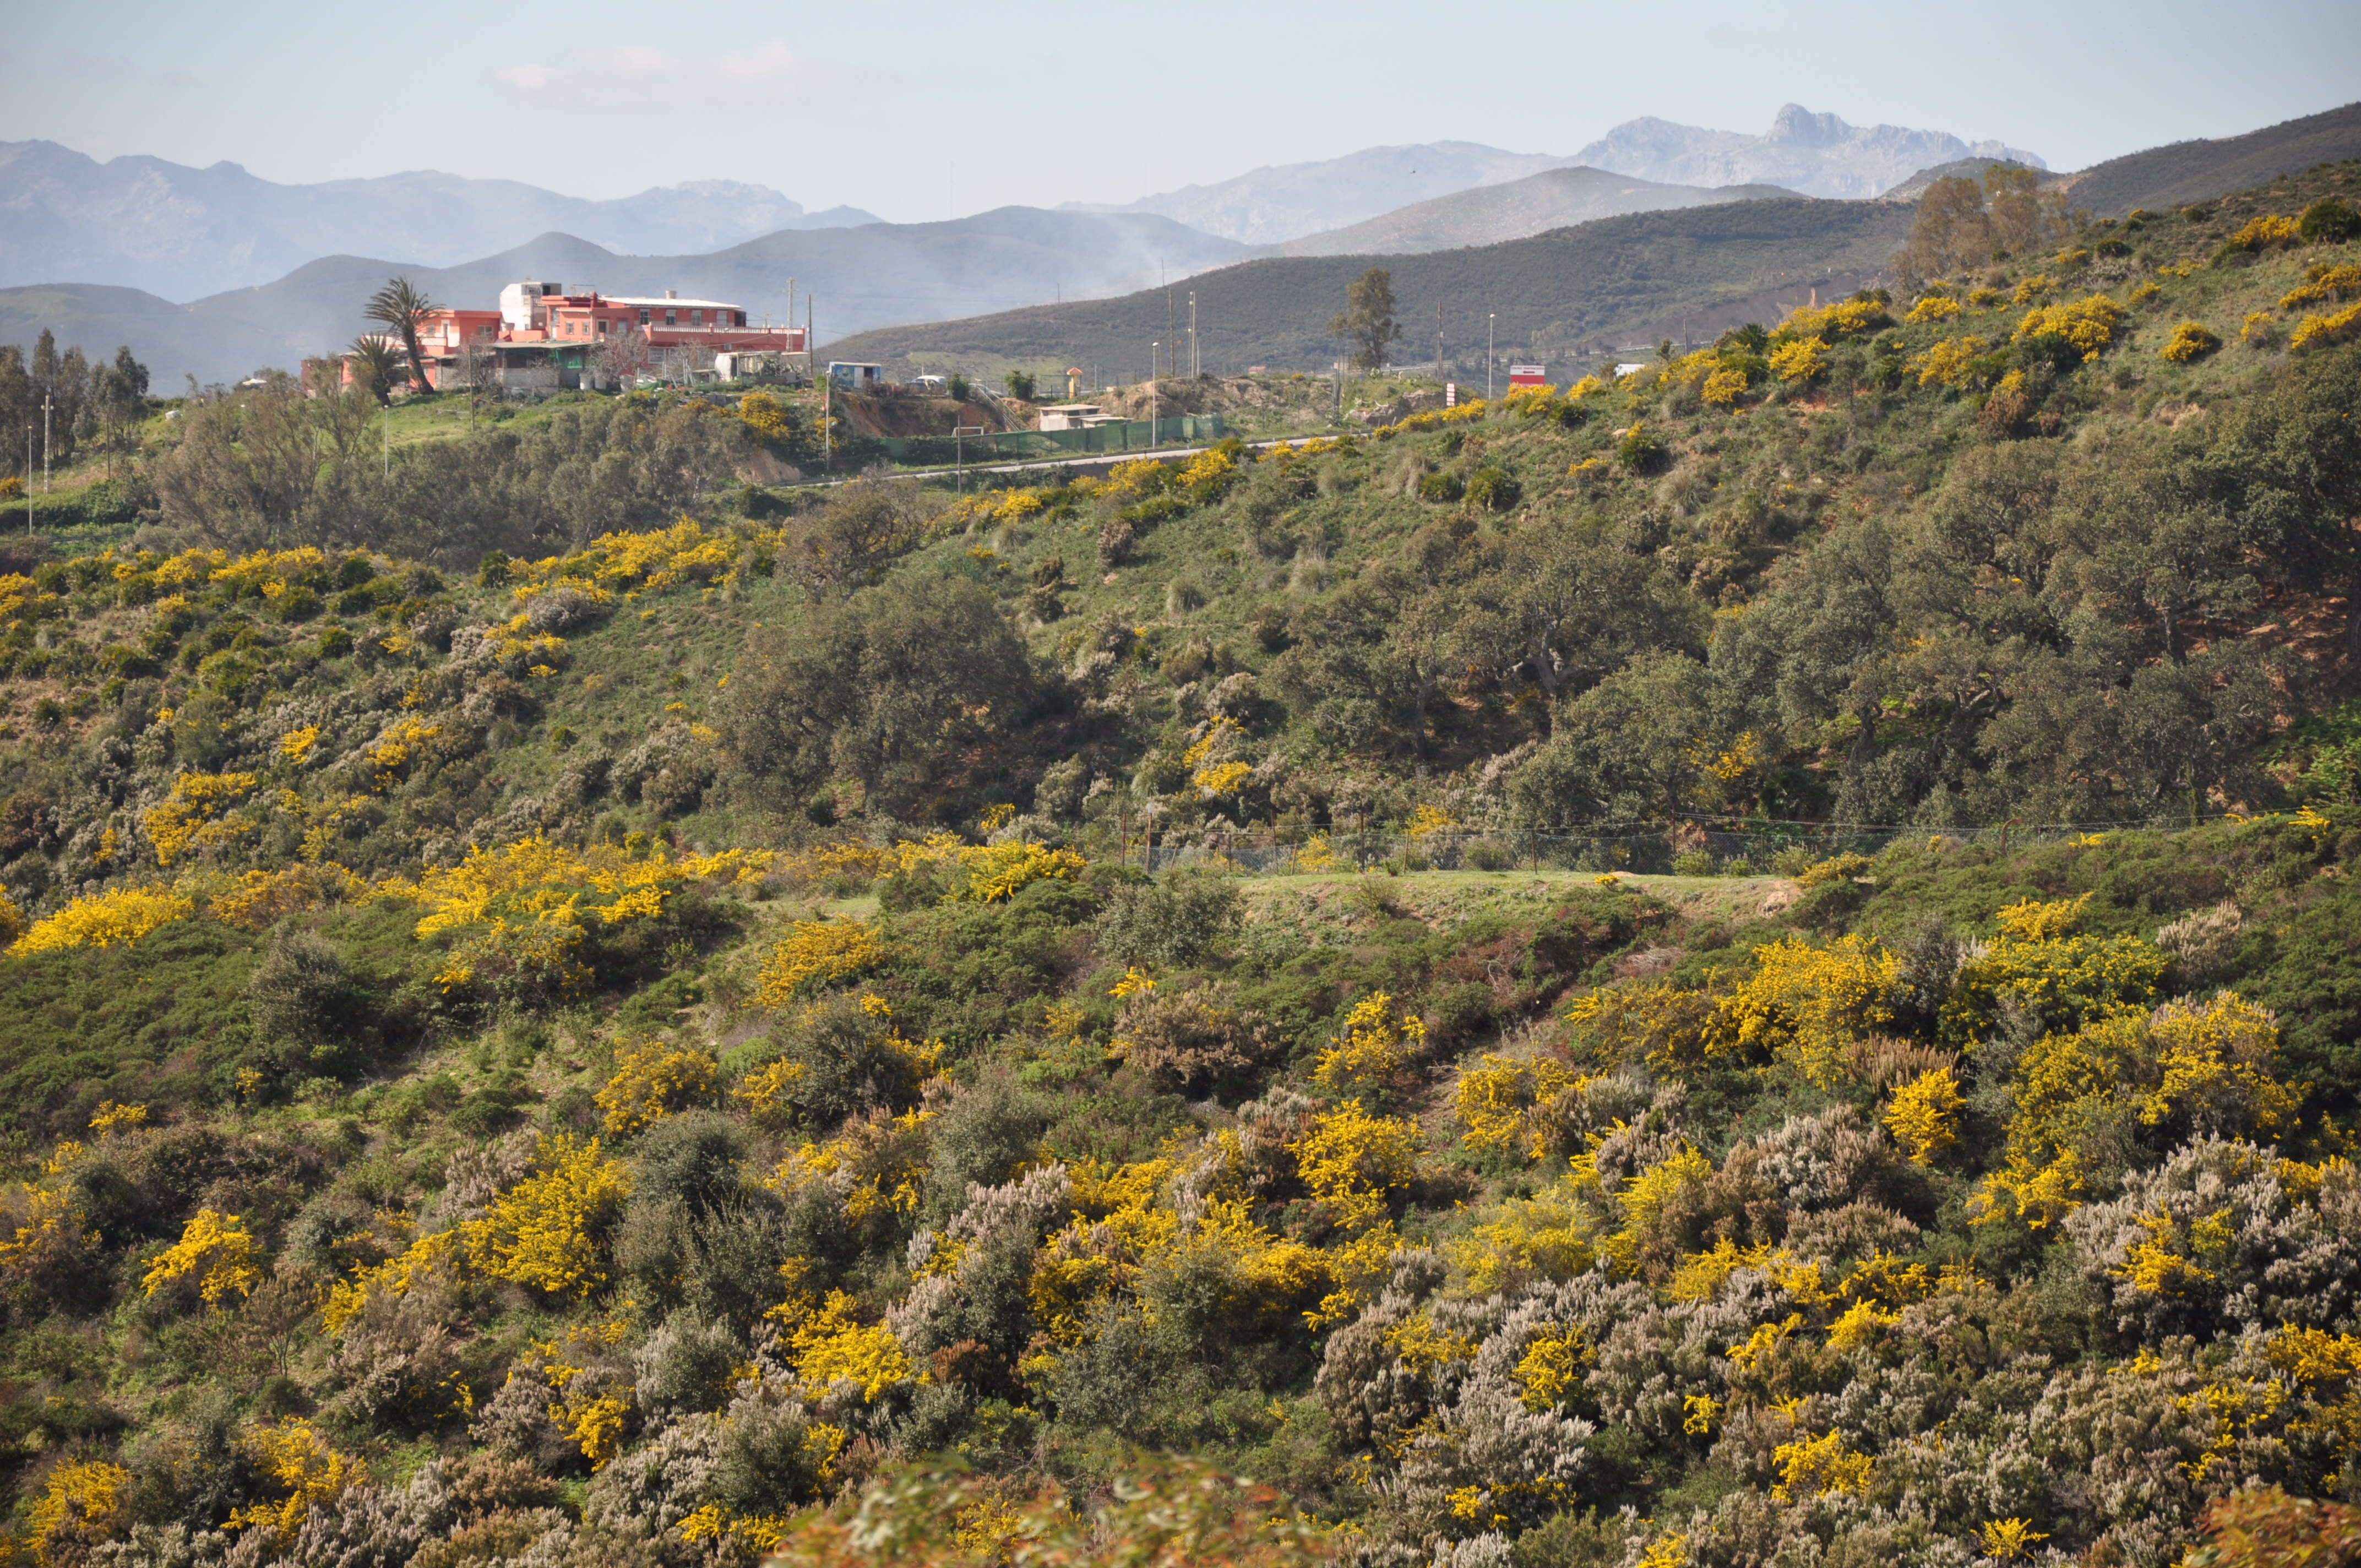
xmin=824 ymin=197 xmax=1914 ymax=383
xmin=0 ymin=166 xmax=2359 ymax=1567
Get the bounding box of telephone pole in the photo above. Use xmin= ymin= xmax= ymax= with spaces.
xmin=1435 ymin=302 xmax=1444 ymax=388
xmin=42 ymin=393 xmax=53 ymax=493
xmin=1189 ymin=291 xmax=1198 ymax=378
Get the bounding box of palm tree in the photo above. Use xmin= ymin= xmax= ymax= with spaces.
xmin=363 ymin=277 xmax=436 ymax=398
xmin=345 ymin=336 xmax=402 ymax=406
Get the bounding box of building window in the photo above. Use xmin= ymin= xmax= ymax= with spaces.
xmin=665 ymin=309 xmax=677 ymax=325
xmin=690 ymin=309 xmax=703 ymax=324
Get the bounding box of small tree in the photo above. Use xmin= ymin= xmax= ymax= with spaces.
xmin=596 ymin=326 xmax=655 ymax=389
xmin=1331 ymin=267 xmax=1402 ymax=371
xmin=947 ymin=373 xmax=971 ymax=404
xmin=1007 ymin=369 xmax=1037 ymax=401
xmin=363 ymin=277 xmax=436 ymax=398
xmin=345 ymin=337 xmax=401 ymax=406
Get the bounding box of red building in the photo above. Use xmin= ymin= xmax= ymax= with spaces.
xmin=373 ymin=281 xmax=809 ymax=393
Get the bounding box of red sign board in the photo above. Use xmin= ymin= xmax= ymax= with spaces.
xmin=1508 ymin=364 xmax=1548 ymax=388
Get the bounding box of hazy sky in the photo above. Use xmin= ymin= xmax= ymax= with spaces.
xmin=4 ymin=0 xmax=2356 ymax=222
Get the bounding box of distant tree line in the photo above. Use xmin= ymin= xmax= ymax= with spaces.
xmin=149 ymin=376 xmax=753 ymax=563
xmin=0 ymin=330 xmax=150 ymax=481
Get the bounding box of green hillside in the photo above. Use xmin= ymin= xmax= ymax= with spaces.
xmin=2066 ymin=99 xmax=2361 ymax=217
xmin=0 ymin=162 xmax=2359 ymax=1567
xmin=823 ymin=198 xmax=1914 ymax=382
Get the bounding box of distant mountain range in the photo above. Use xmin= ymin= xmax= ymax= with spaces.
xmin=1070 ymin=143 xmax=1588 ymax=246
xmin=0 ymin=208 xmax=1247 ymax=388
xmin=1077 ymin=108 xmax=2040 ymax=246
xmin=10 ymin=99 xmax=2361 ymax=394
xmin=819 ymin=99 xmax=2361 ymax=381
xmin=1275 ymin=167 xmax=1796 ymax=257
xmin=1573 ymin=105 xmax=2044 ymax=201
xmin=0 ymin=141 xmax=881 ymax=301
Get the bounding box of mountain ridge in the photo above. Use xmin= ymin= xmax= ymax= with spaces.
xmin=1274 ymin=166 xmax=1798 ymax=258
xmin=0 ymin=139 xmax=883 ymax=301
xmin=1571 ymin=103 xmax=2044 ymax=199
xmin=0 ymin=208 xmax=1249 ymax=387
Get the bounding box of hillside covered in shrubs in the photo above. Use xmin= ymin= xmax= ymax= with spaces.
xmin=1 ymin=168 xmax=2360 ymax=1568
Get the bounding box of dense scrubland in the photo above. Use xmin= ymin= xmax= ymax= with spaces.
xmin=2 ymin=167 xmax=2361 ymax=1568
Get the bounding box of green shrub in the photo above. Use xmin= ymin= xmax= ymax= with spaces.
xmin=2299 ymin=199 xmax=2361 ymax=244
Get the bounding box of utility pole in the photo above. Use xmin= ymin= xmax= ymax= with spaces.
xmin=1487 ymin=313 xmax=1495 ymax=400
xmin=24 ymin=427 xmax=32 ymax=533
xmin=1149 ymin=342 xmax=1158 ymax=443
xmin=813 ymin=295 xmax=828 ymax=472
xmin=1189 ymin=291 xmax=1198 ymax=378
xmin=42 ymin=393 xmax=53 ymax=493
xmin=1435 ymin=301 xmax=1445 ymax=388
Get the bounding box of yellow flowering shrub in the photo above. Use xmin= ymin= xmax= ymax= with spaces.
xmin=1970 ymin=991 xmax=2291 ymax=1229
xmin=31 ymin=1459 xmax=130 ymax=1568
xmin=2012 ymin=275 xmax=2054 ymax=304
xmin=738 ymin=390 xmax=793 ymax=440
xmin=10 ymin=884 xmax=196 ymax=955
xmin=225 ymin=1419 xmax=355 ymax=1543
xmin=2012 ymin=294 xmax=2125 ymax=360
xmin=1980 ymin=1520 xmax=2050 ymax=1560
xmin=143 ymin=1208 xmax=262 ymax=1308
xmin=332 ymin=1135 xmax=631 ymax=1326
xmin=2226 ymin=214 xmax=2302 ymax=251
xmin=2282 ymin=263 xmax=2361 ymax=311
xmin=2161 ymin=321 xmax=2222 ymax=362
xmin=1769 ymin=337 xmax=1827 ymax=383
xmin=2291 ymin=301 xmax=2361 ymax=351
xmin=378 ymin=836 xmax=762 ymax=999
xmin=890 ymin=831 xmax=1086 ymax=903
xmin=595 ymin=1039 xmax=721 ymax=1133
xmin=1374 ymin=399 xmax=1487 ymax=439
xmin=1912 ymin=335 xmax=1989 ymax=388
xmin=1177 ymin=445 xmax=1240 ymax=500
xmin=1884 ymin=1067 xmax=1963 ymax=1164
xmin=1456 ymin=1174 xmax=1596 ymax=1292
xmin=1699 ymin=367 xmax=1748 ymax=407
xmin=1601 ymin=1146 xmax=1712 ymax=1274
xmin=1313 ymin=993 xmax=1426 ymax=1093
xmin=1771 ymin=1429 xmax=1872 ymax=1500
xmin=0 ymin=887 xmax=20 ymax=946
xmin=1289 ymin=1099 xmax=1419 ymax=1232
xmin=469 ymin=1134 xmax=632 ymax=1295
xmin=209 ymin=863 xmax=366 ymax=931
xmin=1 ymin=1185 xmax=97 ymax=1284
xmin=142 ymin=770 xmax=257 ymax=865
xmin=1776 ymin=298 xmax=1886 ymax=339
xmin=508 ymin=518 xmax=746 ymax=600
xmin=1708 ymin=935 xmax=1901 ymax=1088
xmin=784 ymin=1288 xmax=913 ymax=1401
xmin=755 ymin=917 xmax=888 ymax=1006
xmin=1905 ymin=295 xmax=1963 ymax=324
xmin=1565 ymin=981 xmax=1719 ymax=1071
xmin=1454 ymin=1053 xmax=1581 ymax=1159
xmin=1513 ymin=1330 xmax=1587 ymax=1409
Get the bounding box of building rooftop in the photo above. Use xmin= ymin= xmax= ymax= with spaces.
xmin=600 ymin=296 xmax=746 ymax=311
